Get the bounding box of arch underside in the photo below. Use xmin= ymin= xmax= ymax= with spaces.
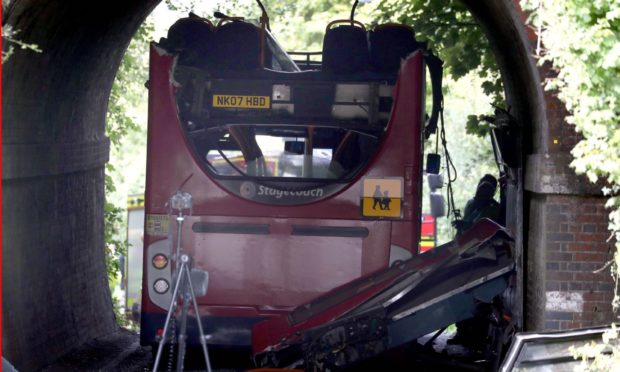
xmin=2 ymin=1 xmax=554 ymax=370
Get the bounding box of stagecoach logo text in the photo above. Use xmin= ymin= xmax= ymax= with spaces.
xmin=240 ymin=182 xmax=324 ymax=199
xmin=258 ymin=185 xmax=324 ymax=199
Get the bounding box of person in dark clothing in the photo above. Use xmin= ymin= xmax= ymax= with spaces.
xmin=448 ymin=174 xmax=502 ymax=347
xmin=452 ymin=174 xmax=500 ymax=235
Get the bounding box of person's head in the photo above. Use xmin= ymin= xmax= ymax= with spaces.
xmin=474 ymin=174 xmax=497 ymax=200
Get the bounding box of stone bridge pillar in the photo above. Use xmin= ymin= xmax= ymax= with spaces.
xmin=524 ymin=86 xmax=615 ymax=331
xmin=2 ymin=1 xmax=157 ymax=370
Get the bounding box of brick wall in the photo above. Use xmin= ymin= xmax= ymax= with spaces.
xmin=514 ymin=0 xmax=617 ymax=331
xmin=540 ymin=63 xmax=583 ymax=154
xmin=524 ymin=99 xmax=615 ymax=330
xmin=525 ymin=104 xmax=616 ymax=331
xmin=536 ymin=195 xmax=615 ymax=330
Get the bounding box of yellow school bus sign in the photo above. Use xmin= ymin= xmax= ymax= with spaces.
xmin=361 ymin=177 xmax=403 ymax=218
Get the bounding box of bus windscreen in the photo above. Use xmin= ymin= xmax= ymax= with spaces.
xmin=198 ymin=125 xmax=381 ymax=180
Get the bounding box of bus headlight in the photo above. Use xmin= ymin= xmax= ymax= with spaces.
xmin=153 ymin=279 xmax=170 ymax=294
xmin=152 ymin=254 xmax=168 ymax=269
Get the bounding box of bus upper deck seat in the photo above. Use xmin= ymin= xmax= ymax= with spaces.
xmin=322 ymin=20 xmax=370 ymax=75
xmin=165 ymin=14 xmax=280 ymax=72
xmin=369 ymin=24 xmax=421 ymax=74
xmin=210 ymin=20 xmax=272 ymax=71
xmin=164 ymin=14 xmax=214 ymax=68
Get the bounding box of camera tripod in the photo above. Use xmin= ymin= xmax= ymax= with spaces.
xmin=152 ymin=192 xmax=212 ymax=372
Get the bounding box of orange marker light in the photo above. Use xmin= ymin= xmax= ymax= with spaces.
xmin=152 ymin=254 xmax=168 ymax=269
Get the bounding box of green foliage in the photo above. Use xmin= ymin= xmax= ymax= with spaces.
xmin=104 ymin=22 xmax=153 ymax=326
xmin=523 ymin=0 xmax=620 ymax=368
xmin=104 ymin=164 xmax=127 ymax=281
xmin=569 ymin=324 xmax=620 ymax=371
xmin=1 ymin=25 xmax=42 ymax=64
xmin=264 ymin=0 xmax=361 ymax=52
xmin=106 ymin=23 xmax=153 ymax=149
xmin=369 ymin=0 xmax=504 ymax=137
xmin=524 ymin=1 xmax=620 ymax=188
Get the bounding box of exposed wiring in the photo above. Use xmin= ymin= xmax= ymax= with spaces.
xmin=438 ymin=105 xmax=459 ymax=220
xmin=435 ymin=116 xmax=440 ymax=154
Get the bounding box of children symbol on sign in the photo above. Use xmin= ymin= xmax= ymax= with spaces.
xmin=382 ymin=190 xmax=391 ymax=211
xmin=372 ymin=185 xmax=391 ymax=210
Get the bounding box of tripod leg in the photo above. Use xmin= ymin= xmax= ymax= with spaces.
xmin=153 ymin=261 xmax=186 ymax=372
xmin=176 ymin=288 xmax=190 ymax=372
xmin=183 ymin=264 xmax=213 ymax=372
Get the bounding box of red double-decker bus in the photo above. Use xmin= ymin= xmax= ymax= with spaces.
xmin=140 ymin=11 xmax=443 ymax=356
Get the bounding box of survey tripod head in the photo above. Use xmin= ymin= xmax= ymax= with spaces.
xmin=170 ymin=190 xmax=193 ymax=217
xmin=168 ymin=190 xmax=193 ymax=277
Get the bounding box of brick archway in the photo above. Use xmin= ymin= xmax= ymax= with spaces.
xmin=2 ymin=1 xmax=613 ymax=370
xmin=2 ymin=1 xmax=159 ymax=370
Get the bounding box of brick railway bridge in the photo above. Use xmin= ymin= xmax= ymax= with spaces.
xmin=2 ymin=0 xmax=615 ymax=370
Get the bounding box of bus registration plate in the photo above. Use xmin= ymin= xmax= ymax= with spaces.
xmin=212 ymin=95 xmax=271 ymax=109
